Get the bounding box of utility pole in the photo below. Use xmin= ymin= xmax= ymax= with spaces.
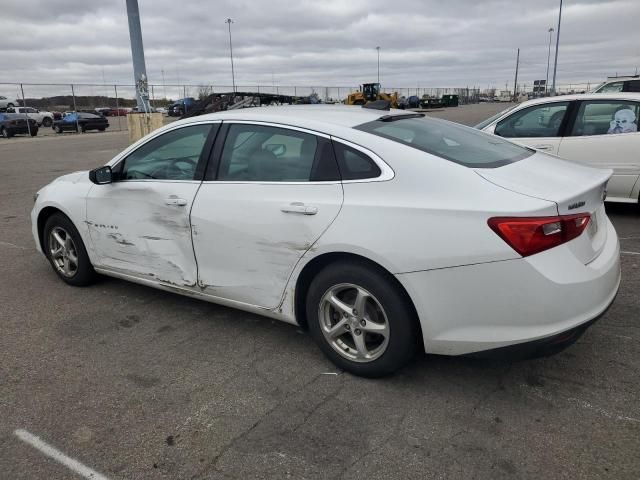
xmin=545 ymin=27 xmax=554 ymax=95
xmin=225 ymin=18 xmax=236 ymax=93
xmin=125 ymin=0 xmax=150 ymax=112
xmin=376 ymin=46 xmax=380 ymax=84
xmin=551 ymin=0 xmax=563 ymax=95
xmin=513 ymin=48 xmax=520 ymax=102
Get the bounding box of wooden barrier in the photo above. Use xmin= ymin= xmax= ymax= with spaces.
xmin=126 ymin=112 xmax=164 ymax=144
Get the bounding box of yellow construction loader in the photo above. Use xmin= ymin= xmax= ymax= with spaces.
xmin=345 ymin=83 xmax=398 ymax=108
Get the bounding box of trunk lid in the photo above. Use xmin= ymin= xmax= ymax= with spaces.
xmin=475 ymin=152 xmax=611 ymax=264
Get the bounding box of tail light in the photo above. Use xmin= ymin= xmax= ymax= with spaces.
xmin=488 ymin=214 xmax=591 ymax=257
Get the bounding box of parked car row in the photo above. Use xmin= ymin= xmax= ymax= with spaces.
xmin=0 ymin=111 xmax=109 ymax=138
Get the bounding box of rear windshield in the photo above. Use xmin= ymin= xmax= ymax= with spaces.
xmin=355 ymin=116 xmax=533 ymax=168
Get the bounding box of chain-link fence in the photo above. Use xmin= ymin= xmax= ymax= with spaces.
xmin=1 ymin=80 xmax=599 ymax=140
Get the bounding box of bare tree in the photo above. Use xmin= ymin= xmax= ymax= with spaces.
xmin=197 ymin=85 xmax=214 ymax=100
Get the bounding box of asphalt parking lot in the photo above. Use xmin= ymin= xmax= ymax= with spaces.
xmin=0 ymin=104 xmax=639 ymax=480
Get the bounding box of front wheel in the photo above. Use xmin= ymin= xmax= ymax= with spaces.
xmin=43 ymin=213 xmax=97 ymax=286
xmin=42 ymin=117 xmax=52 ymax=127
xmin=1 ymin=127 xmax=10 ymax=138
xmin=30 ymin=128 xmax=38 ymax=137
xmin=306 ymin=261 xmax=419 ymax=377
xmin=54 ymin=125 xmax=63 ymax=134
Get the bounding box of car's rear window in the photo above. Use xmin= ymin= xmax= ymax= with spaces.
xmin=355 ymin=116 xmax=533 ymax=168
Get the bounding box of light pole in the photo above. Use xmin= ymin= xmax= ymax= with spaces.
xmin=225 ymin=18 xmax=236 ymax=93
xmin=545 ymin=27 xmax=554 ymax=96
xmin=551 ymin=0 xmax=563 ymax=95
xmin=376 ymin=46 xmax=380 ymax=84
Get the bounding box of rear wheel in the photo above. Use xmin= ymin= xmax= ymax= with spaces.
xmin=42 ymin=117 xmax=52 ymax=127
xmin=1 ymin=127 xmax=13 ymax=138
xmin=306 ymin=261 xmax=419 ymax=377
xmin=43 ymin=213 xmax=97 ymax=286
xmin=30 ymin=128 xmax=38 ymax=137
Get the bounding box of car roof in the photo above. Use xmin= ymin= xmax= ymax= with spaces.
xmin=517 ymin=92 xmax=640 ymax=108
xmin=177 ymin=105 xmax=411 ymax=131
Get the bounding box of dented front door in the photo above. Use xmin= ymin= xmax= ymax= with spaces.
xmin=86 ymin=181 xmax=201 ymax=287
xmin=85 ymin=122 xmax=216 ymax=287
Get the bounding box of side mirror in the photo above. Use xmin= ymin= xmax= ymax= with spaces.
xmin=89 ymin=166 xmax=113 ymax=185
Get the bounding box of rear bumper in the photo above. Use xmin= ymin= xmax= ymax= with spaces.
xmin=396 ymin=215 xmax=621 ymax=356
xmin=463 ymin=291 xmax=615 ymax=360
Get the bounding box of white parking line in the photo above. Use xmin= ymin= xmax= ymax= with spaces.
xmin=621 ymin=251 xmax=640 ymax=256
xmin=14 ymin=429 xmax=110 ymax=480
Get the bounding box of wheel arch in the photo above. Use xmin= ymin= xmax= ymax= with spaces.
xmin=293 ymin=251 xmax=423 ymax=342
xmin=36 ymin=206 xmax=79 ymax=252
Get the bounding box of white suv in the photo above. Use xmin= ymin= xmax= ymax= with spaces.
xmin=0 ymin=96 xmax=19 ymax=109
xmin=6 ymin=106 xmax=55 ymax=127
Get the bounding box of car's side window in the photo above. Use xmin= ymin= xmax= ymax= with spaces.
xmin=117 ymin=124 xmax=213 ymax=181
xmin=332 ymin=141 xmax=381 ymax=180
xmin=217 ymin=124 xmax=336 ymax=182
xmin=495 ymin=102 xmax=570 ymax=138
xmin=570 ymin=101 xmax=639 ymax=136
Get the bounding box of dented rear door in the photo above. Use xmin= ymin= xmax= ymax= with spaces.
xmin=190 ymin=122 xmax=344 ymax=309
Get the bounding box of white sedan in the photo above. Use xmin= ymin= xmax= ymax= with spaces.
xmin=476 ymin=93 xmax=640 ymax=203
xmin=31 ymin=105 xmax=620 ymax=376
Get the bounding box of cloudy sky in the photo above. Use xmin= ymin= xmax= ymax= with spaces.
xmin=1 ymin=0 xmax=638 ymax=94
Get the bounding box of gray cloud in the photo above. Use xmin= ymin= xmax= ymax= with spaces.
xmin=0 ymin=0 xmax=638 ymax=95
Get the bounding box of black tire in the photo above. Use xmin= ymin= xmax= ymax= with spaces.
xmin=80 ymin=125 xmax=86 ymax=133
xmin=306 ymin=261 xmax=419 ymax=377
xmin=1 ymin=127 xmax=9 ymax=138
xmin=98 ymin=127 xmax=105 ymax=131
xmin=54 ymin=125 xmax=63 ymax=134
xmin=30 ymin=128 xmax=38 ymax=137
xmin=43 ymin=213 xmax=97 ymax=286
xmin=42 ymin=117 xmax=52 ymax=127
xmin=6 ymin=103 xmax=14 ymax=108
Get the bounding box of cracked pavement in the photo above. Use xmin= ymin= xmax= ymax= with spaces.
xmin=1 ymin=105 xmax=639 ymax=479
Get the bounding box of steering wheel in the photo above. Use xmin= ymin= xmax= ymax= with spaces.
xmin=156 ymin=157 xmax=198 ymax=180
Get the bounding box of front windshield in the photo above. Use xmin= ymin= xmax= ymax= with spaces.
xmin=474 ymin=105 xmax=519 ymax=130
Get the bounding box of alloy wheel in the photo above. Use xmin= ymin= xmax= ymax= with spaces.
xmin=48 ymin=226 xmax=79 ymax=277
xmin=318 ymin=283 xmax=390 ymax=363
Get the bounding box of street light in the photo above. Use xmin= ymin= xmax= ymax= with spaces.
xmin=225 ymin=18 xmax=236 ymax=93
xmin=376 ymin=46 xmax=380 ymax=84
xmin=551 ymin=0 xmax=563 ymax=95
xmin=545 ymin=27 xmax=554 ymax=96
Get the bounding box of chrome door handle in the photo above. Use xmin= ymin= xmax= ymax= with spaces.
xmin=165 ymin=197 xmax=188 ymax=206
xmin=534 ymin=144 xmax=552 ymax=151
xmin=281 ymin=202 xmax=318 ymax=215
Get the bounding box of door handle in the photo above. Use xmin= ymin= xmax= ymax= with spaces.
xmin=281 ymin=202 xmax=318 ymax=215
xmin=534 ymin=144 xmax=553 ymax=151
xmin=165 ymin=197 xmax=188 ymax=206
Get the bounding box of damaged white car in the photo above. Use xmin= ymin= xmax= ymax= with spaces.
xmin=32 ymin=105 xmax=620 ymax=377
